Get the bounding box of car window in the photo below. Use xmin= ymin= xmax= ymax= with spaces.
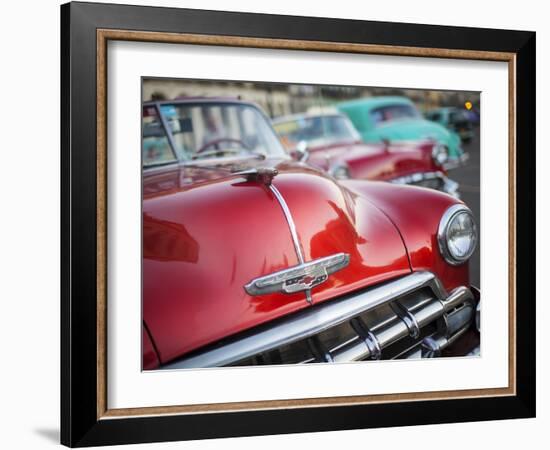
xmin=427 ymin=112 xmax=442 ymax=122
xmin=142 ymin=106 xmax=177 ymax=167
xmin=152 ymin=102 xmax=287 ymax=160
xmin=273 ymin=115 xmax=360 ymax=148
xmin=370 ymin=103 xmax=420 ymax=126
xmin=449 ymin=110 xmax=468 ymax=123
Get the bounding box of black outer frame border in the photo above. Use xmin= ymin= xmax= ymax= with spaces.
xmin=60 ymin=1 xmax=535 ymax=447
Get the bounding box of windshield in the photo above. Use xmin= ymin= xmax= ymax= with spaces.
xmin=273 ymin=115 xmax=360 ymax=149
xmin=142 ymin=107 xmax=178 ymax=167
xmin=142 ymin=102 xmax=287 ymax=167
xmin=425 ymin=111 xmax=443 ymax=122
xmin=370 ymin=103 xmax=420 ymax=126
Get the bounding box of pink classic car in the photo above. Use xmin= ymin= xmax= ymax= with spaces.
xmin=273 ymin=112 xmax=460 ymax=197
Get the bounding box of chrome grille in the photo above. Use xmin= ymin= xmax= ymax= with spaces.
xmin=389 ymin=171 xmax=460 ymax=198
xmin=232 ymin=288 xmax=474 ymax=365
xmin=162 ymin=271 xmax=478 ymax=370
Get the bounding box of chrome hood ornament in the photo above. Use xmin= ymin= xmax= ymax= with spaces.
xmin=244 ymin=253 xmax=350 ymax=296
xmin=234 ymin=166 xmax=278 ymax=186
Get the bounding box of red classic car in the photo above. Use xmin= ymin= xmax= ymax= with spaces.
xmin=272 ymin=112 xmax=459 ymax=197
xmin=142 ymin=98 xmax=479 ymax=370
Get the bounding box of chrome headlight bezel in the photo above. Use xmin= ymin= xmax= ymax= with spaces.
xmin=329 ymin=163 xmax=351 ymax=180
xmin=437 ymin=204 xmax=477 ymax=266
xmin=431 ymin=143 xmax=449 ymax=167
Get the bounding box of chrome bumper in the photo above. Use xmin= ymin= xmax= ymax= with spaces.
xmin=443 ymin=152 xmax=470 ymax=170
xmin=389 ymin=171 xmax=460 ymax=198
xmin=162 ymin=272 xmax=479 ymax=369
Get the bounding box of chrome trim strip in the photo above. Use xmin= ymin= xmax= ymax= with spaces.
xmin=421 ymin=324 xmax=471 ymax=358
xmin=389 ymin=171 xmax=460 ymax=198
xmin=269 ymin=184 xmax=304 ymax=263
xmin=350 ymin=317 xmax=382 ymax=360
xmin=476 ymin=299 xmax=481 ymax=332
xmin=389 ymin=171 xmax=446 ymax=184
xmin=268 ymin=184 xmax=313 ymax=304
xmin=161 ymin=271 xmax=473 ymax=370
xmin=390 ymin=301 xmax=421 ymax=339
xmin=442 ymin=152 xmax=470 ymax=170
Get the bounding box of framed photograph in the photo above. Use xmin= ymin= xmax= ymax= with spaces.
xmin=61 ymin=1 xmax=535 ymax=447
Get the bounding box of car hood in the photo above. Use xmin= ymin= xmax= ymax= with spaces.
xmin=142 ymin=158 xmax=411 ymax=365
xmin=307 ymin=141 xmax=438 ymax=180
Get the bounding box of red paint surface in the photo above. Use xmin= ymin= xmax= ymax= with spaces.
xmin=341 ymin=179 xmax=469 ymax=292
xmin=142 ymin=160 xmax=417 ymax=365
xmin=142 ymin=324 xmax=160 ymax=370
xmin=306 ymin=140 xmax=443 ymax=180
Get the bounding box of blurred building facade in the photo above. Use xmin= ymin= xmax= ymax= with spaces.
xmin=143 ymin=78 xmax=479 ymax=118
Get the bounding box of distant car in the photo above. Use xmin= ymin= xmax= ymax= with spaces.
xmin=142 ymin=97 xmax=479 ymax=370
xmin=465 ymin=109 xmax=480 ymax=125
xmin=337 ymin=96 xmax=468 ymax=169
xmin=272 ymin=112 xmax=459 ymax=197
xmin=425 ymin=107 xmax=475 ymax=144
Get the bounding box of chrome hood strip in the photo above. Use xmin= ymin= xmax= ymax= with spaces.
xmin=161 ymin=271 xmax=461 ymax=370
xmin=268 ymin=183 xmax=313 ymax=303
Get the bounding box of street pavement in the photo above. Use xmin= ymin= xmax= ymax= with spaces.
xmin=449 ymin=127 xmax=481 ymax=287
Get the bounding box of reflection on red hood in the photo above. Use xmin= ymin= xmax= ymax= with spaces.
xmin=142 ymin=158 xmax=411 ymax=365
xmin=306 ymin=139 xmax=441 ymax=180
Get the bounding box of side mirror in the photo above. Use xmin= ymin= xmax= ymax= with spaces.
xmin=291 ymin=140 xmax=310 ymax=162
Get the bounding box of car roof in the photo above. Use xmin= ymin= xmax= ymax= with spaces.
xmin=337 ymin=96 xmax=415 ymax=110
xmin=272 ymin=111 xmax=345 ymax=124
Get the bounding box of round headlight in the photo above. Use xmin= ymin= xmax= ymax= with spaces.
xmin=437 ymin=204 xmax=477 ymax=265
xmin=432 ymin=143 xmax=449 ymax=166
xmin=330 ymin=164 xmax=350 ymax=180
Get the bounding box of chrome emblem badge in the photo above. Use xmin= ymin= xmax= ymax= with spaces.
xmin=282 ymin=265 xmax=328 ymax=293
xmin=244 ymin=253 xmax=350 ymax=296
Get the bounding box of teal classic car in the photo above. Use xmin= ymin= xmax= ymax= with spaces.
xmin=337 ymin=96 xmax=468 ymax=169
xmin=425 ymin=106 xmax=475 ymax=144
